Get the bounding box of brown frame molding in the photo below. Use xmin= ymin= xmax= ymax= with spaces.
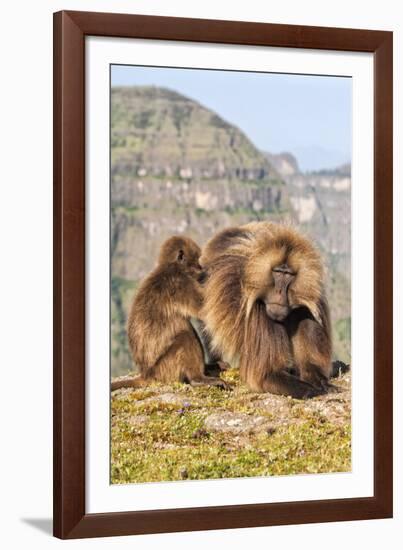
xmin=53 ymin=10 xmax=393 ymax=539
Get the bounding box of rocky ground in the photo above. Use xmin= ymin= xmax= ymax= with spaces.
xmin=111 ymin=369 xmax=351 ymax=484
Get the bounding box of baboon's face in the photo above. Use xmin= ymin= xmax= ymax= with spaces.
xmin=176 ymin=242 xmax=206 ymax=283
xmin=263 ymin=263 xmax=296 ymax=322
xmin=159 ymin=236 xmax=205 ymax=280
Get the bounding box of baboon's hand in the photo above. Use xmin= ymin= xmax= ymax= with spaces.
xmin=204 ymin=361 xmax=230 ymax=377
xmin=322 ymin=380 xmax=341 ymax=393
xmin=217 ymin=361 xmax=230 ymax=371
xmin=216 ymin=379 xmax=233 ymax=391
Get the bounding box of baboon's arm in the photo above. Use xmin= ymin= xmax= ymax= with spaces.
xmin=174 ymin=275 xmax=204 ymax=318
xmin=261 ymin=371 xmax=325 ymax=399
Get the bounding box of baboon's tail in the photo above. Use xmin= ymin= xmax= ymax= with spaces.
xmin=111 ymin=375 xmax=146 ymax=391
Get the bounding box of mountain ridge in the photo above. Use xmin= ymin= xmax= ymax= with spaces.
xmin=112 ymin=85 xmax=281 ymax=183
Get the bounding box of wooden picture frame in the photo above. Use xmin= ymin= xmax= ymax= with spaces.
xmin=53 ymin=10 xmax=393 ymax=539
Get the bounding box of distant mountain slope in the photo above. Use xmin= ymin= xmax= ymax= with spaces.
xmin=112 ymin=86 xmax=279 ymax=182
xmin=265 ymin=152 xmax=300 ymax=176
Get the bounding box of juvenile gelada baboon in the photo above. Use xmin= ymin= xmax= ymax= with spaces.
xmin=111 ymin=236 xmax=230 ymax=391
xmin=200 ymin=221 xmax=336 ymax=399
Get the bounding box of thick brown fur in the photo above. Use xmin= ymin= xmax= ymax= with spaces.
xmin=200 ymin=221 xmax=334 ymax=398
xmin=111 ymin=236 xmax=229 ymax=392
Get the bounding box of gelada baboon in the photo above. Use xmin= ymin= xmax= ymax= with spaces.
xmin=111 ymin=236 xmax=230 ymax=391
xmin=200 ymin=221 xmax=336 ymax=399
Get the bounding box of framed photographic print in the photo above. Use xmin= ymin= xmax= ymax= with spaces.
xmin=53 ymin=10 xmax=393 ymax=539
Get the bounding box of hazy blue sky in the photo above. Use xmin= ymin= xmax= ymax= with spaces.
xmin=111 ymin=65 xmax=351 ymax=172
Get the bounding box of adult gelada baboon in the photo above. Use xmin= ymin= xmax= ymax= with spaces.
xmin=200 ymin=221 xmax=336 ymax=399
xmin=111 ymin=236 xmax=230 ymax=391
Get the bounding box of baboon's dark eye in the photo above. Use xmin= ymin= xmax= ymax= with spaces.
xmin=273 ymin=263 xmax=294 ymax=276
xmin=177 ymin=249 xmax=185 ymax=262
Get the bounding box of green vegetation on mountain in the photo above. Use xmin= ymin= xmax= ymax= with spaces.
xmin=112 ymin=86 xmax=279 ymax=182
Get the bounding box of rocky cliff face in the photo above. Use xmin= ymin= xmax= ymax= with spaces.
xmin=287 ymin=170 xmax=351 ymax=274
xmin=265 ymin=152 xmax=300 ymax=176
xmin=272 ymin=156 xmax=351 ymax=363
xmin=112 ymin=86 xmax=281 ymax=182
xmin=111 ymin=86 xmax=351 ymax=376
